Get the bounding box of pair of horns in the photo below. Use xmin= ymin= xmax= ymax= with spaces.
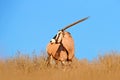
xmin=60 ymin=16 xmax=89 ymax=31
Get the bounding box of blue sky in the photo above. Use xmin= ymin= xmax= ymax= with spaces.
xmin=0 ymin=0 xmax=120 ymax=60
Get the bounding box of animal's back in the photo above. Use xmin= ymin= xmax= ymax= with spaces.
xmin=62 ymin=31 xmax=75 ymax=60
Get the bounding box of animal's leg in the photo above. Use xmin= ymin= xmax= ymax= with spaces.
xmin=49 ymin=55 xmax=53 ymax=64
xmin=67 ymin=59 xmax=72 ymax=66
xmin=47 ymin=55 xmax=50 ymax=66
xmin=55 ymin=60 xmax=59 ymax=65
xmin=61 ymin=61 xmax=65 ymax=66
xmin=47 ymin=55 xmax=53 ymax=66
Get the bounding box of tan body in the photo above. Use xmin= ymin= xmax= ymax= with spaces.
xmin=47 ymin=43 xmax=67 ymax=64
xmin=46 ymin=31 xmax=74 ymax=65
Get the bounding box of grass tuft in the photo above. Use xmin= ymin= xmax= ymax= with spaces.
xmin=0 ymin=51 xmax=120 ymax=80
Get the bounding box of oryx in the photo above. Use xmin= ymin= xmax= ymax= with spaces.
xmin=46 ymin=17 xmax=89 ymax=65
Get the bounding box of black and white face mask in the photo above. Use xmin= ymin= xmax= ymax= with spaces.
xmin=50 ymin=30 xmax=63 ymax=44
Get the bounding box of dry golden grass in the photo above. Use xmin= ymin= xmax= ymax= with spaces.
xmin=0 ymin=51 xmax=120 ymax=80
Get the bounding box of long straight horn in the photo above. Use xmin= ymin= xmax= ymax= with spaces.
xmin=61 ymin=16 xmax=89 ymax=31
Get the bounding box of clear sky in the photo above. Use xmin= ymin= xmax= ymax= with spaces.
xmin=0 ymin=0 xmax=120 ymax=60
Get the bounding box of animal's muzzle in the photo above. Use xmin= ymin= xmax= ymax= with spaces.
xmin=50 ymin=39 xmax=56 ymax=43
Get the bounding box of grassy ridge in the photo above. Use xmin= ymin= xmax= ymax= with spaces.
xmin=0 ymin=52 xmax=120 ymax=80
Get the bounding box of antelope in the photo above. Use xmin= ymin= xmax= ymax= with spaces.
xmin=46 ymin=17 xmax=89 ymax=65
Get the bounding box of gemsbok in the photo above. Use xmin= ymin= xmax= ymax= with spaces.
xmin=46 ymin=17 xmax=89 ymax=65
